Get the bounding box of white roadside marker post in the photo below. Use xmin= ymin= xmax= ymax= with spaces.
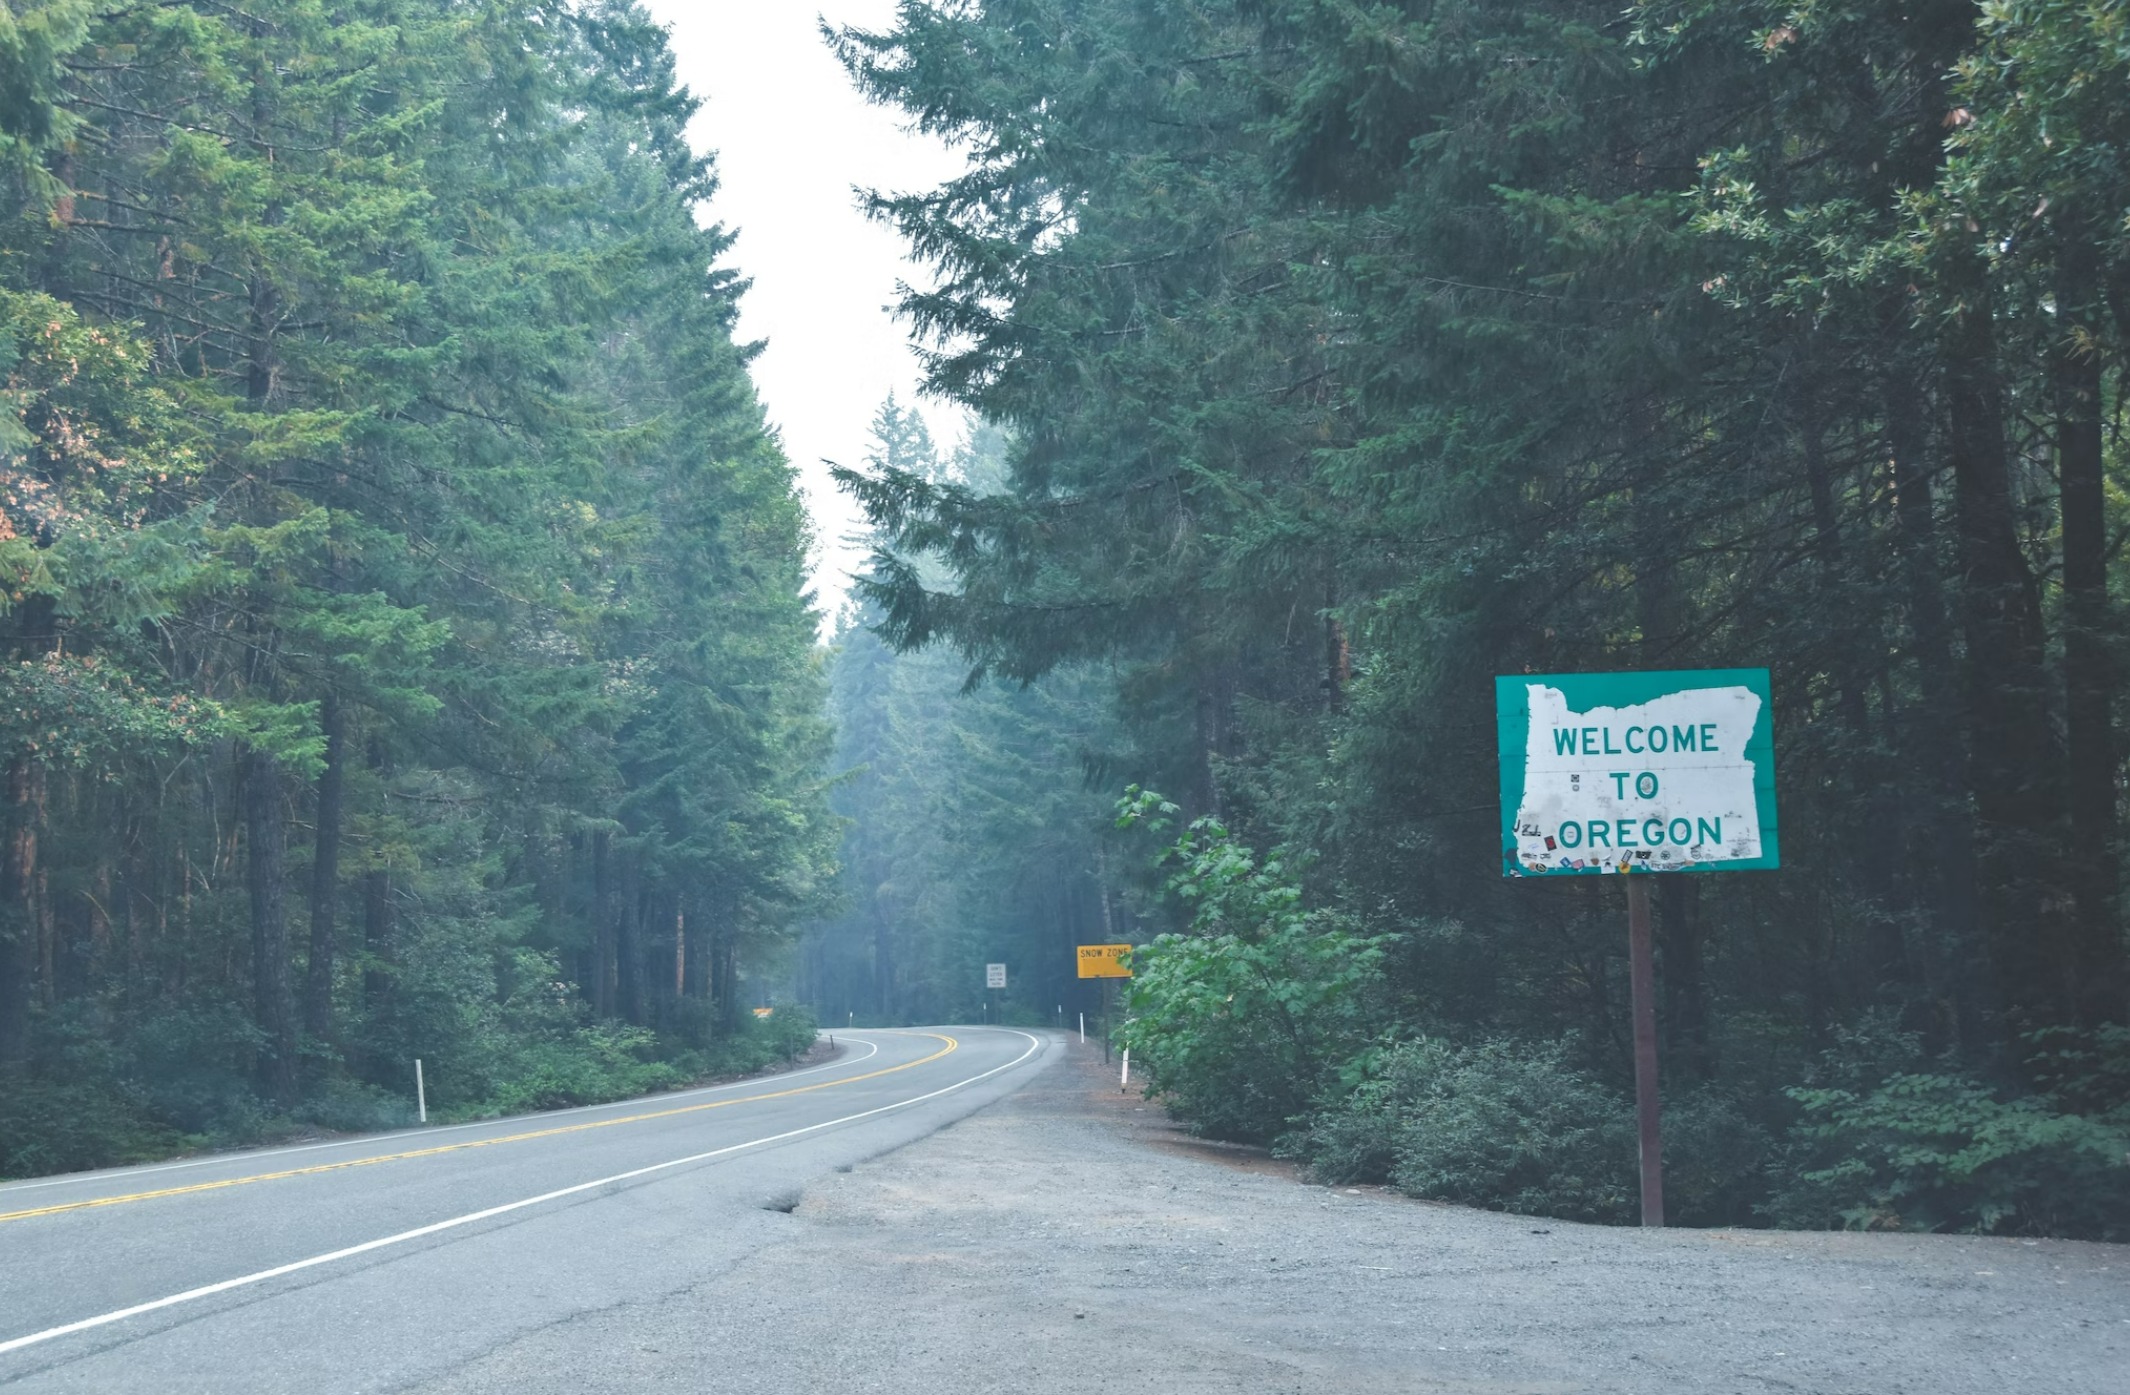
xmin=1078 ymin=1011 xmax=1085 ymax=1044
xmin=415 ymin=1058 xmax=427 ymax=1124
xmin=1120 ymin=1046 xmax=1130 ymax=1093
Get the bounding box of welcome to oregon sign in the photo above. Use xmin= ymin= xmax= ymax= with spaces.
xmin=1497 ymin=669 xmax=1778 ymax=877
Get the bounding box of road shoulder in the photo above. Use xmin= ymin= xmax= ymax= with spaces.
xmin=430 ymin=1040 xmax=2129 ymax=1395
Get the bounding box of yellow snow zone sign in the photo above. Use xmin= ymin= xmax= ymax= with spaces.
xmin=1076 ymin=944 xmax=1133 ymax=978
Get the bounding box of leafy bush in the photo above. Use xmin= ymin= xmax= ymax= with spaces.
xmin=0 ymin=1071 xmax=185 ymax=1179
xmin=294 ymin=1077 xmax=416 ymax=1133
xmin=1115 ymin=790 xmax=1388 ymax=1142
xmin=481 ymin=1023 xmax=689 ymax=1115
xmin=0 ymin=1000 xmax=228 ymax=1179
xmin=1298 ymin=1038 xmax=1770 ymax=1226
xmin=1764 ymin=1072 xmax=2130 ymax=1239
xmin=1660 ymin=1086 xmax=1773 ymax=1226
xmin=441 ymin=1003 xmax=820 ymax=1119
xmin=1756 ymin=1021 xmax=2130 ymax=1240
xmin=1295 ymin=1038 xmax=1638 ymax=1222
xmin=0 ymin=954 xmax=823 ymax=1179
xmin=122 ymin=998 xmax=272 ymax=1137
xmin=2026 ymin=1024 xmax=2130 ymax=1122
xmin=740 ymin=1005 xmax=823 ymax=1067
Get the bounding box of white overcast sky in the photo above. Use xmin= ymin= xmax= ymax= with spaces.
xmin=641 ymin=1 xmax=966 ymax=622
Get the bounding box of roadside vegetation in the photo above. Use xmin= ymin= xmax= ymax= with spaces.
xmin=819 ymin=1 xmax=2130 ymax=1239
xmin=0 ymin=0 xmax=834 ymax=1178
xmin=1120 ymin=793 xmax=2129 ymax=1239
xmin=1 ymin=1006 xmax=819 ymax=1180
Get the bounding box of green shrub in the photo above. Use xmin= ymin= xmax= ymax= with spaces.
xmin=445 ymin=1004 xmax=819 ymax=1118
xmin=1763 ymin=1072 xmax=2130 ymax=1239
xmin=2026 ymin=1024 xmax=2130 ymax=1123
xmin=1298 ymin=1040 xmax=1770 ymax=1226
xmin=122 ymin=997 xmax=271 ymax=1137
xmin=1370 ymin=1039 xmax=1637 ymax=1222
xmin=745 ymin=1005 xmax=822 ymax=1065
xmin=0 ymin=1001 xmax=223 ymax=1179
xmin=1115 ymin=790 xmax=1388 ymax=1143
xmin=1287 ymin=1046 xmax=1402 ymax=1185
xmin=479 ymin=1023 xmax=686 ymax=1115
xmin=0 ymin=1070 xmax=185 ymax=1179
xmin=294 ymin=1077 xmax=416 ymax=1133
xmin=1 ymin=953 xmax=823 ymax=1177
xmin=1660 ymin=1086 xmax=1773 ymax=1226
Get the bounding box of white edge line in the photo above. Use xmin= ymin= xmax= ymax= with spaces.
xmin=0 ymin=1030 xmax=1045 ymax=1359
xmin=0 ymin=1035 xmax=886 ymax=1197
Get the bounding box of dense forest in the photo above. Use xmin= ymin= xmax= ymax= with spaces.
xmin=822 ymin=0 xmax=2130 ymax=1235
xmin=7 ymin=0 xmax=2128 ymax=1240
xmin=803 ymin=400 xmax=1130 ymax=1030
xmin=0 ymin=0 xmax=832 ymax=1177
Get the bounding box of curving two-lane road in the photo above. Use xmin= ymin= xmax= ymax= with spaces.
xmin=0 ymin=1027 xmax=1052 ymax=1392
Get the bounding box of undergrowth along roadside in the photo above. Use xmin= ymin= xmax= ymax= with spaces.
xmin=0 ymin=1007 xmax=821 ymax=1181
xmin=1115 ymin=790 xmax=2130 ymax=1241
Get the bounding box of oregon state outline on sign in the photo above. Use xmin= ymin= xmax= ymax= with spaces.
xmin=1496 ymin=669 xmax=1779 ymax=877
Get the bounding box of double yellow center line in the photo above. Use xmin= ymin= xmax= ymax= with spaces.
xmin=0 ymin=1033 xmax=956 ymax=1225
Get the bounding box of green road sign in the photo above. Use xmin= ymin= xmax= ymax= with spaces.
xmin=1497 ymin=669 xmax=1778 ymax=877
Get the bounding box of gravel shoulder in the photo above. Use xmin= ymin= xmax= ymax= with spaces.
xmin=431 ymin=1038 xmax=2130 ymax=1394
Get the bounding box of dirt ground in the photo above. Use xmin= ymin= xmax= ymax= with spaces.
xmin=429 ymin=1040 xmax=2129 ymax=1394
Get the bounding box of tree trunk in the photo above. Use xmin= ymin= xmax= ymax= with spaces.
xmin=1324 ymin=573 xmax=1348 ymax=714
xmin=717 ymin=933 xmax=740 ymax=1035
xmin=1884 ymin=374 xmax=1980 ymax=1047
xmin=1943 ymin=278 xmax=2070 ymax=1029
xmin=870 ymin=885 xmax=894 ymax=1024
xmin=362 ymin=867 xmax=393 ymax=1014
xmin=0 ymin=590 xmax=56 ymax=1064
xmin=684 ymin=897 xmax=714 ymax=1000
xmin=1194 ymin=668 xmax=1232 ymax=818
xmin=2054 ymin=237 xmax=2123 ymax=1026
xmin=617 ymin=876 xmax=644 ymax=1025
xmin=591 ymin=830 xmax=615 ymax=1018
xmin=672 ymin=902 xmax=686 ymax=1004
xmin=246 ymin=748 xmax=299 ymax=1108
xmin=239 ymin=43 xmax=296 ymax=1104
xmin=304 ymin=694 xmax=345 ymax=1050
xmin=87 ymin=857 xmax=113 ymax=984
xmin=0 ymin=758 xmax=38 ymax=1065
xmin=1797 ymin=398 xmax=1872 ymax=740
xmin=361 ymin=736 xmax=394 ymax=1017
xmin=33 ymin=858 xmax=52 ymax=1009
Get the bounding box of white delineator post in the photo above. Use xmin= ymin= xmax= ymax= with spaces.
xmin=1078 ymin=1012 xmax=1085 ymax=1044
xmin=415 ymin=1059 xmax=427 ymax=1124
xmin=1120 ymin=1047 xmax=1130 ymax=1092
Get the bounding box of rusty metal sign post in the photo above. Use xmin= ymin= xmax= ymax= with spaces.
xmin=1496 ymin=669 xmax=1779 ymax=1226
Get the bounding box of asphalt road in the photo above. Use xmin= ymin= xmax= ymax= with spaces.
xmin=0 ymin=1026 xmax=1050 ymax=1393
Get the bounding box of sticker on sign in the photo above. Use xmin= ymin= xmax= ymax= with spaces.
xmin=1497 ymin=669 xmax=1778 ymax=877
